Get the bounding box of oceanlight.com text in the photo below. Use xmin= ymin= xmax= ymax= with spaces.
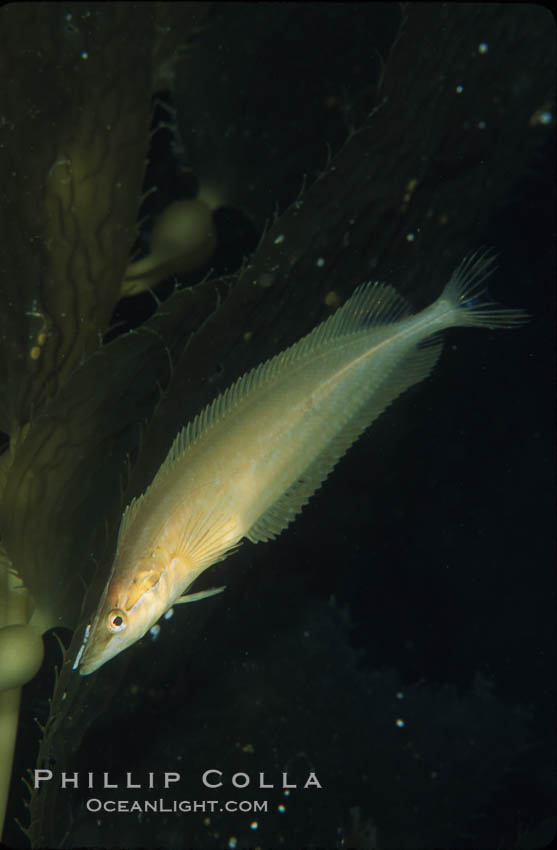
xmin=85 ymin=798 xmax=269 ymax=814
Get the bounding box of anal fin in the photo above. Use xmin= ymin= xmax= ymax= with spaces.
xmin=246 ymin=336 xmax=443 ymax=543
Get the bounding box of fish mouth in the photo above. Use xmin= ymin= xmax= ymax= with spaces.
xmin=78 ymin=657 xmax=100 ymax=676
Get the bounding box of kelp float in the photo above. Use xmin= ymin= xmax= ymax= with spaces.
xmin=0 ymin=4 xmax=552 ymax=848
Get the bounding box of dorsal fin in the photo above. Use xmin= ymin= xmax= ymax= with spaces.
xmin=117 ymin=281 xmax=414 ymax=545
xmin=117 ymin=493 xmax=146 ymax=548
xmin=150 ymin=281 xmax=413 ymax=483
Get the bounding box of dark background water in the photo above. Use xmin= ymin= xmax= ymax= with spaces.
xmin=3 ymin=4 xmax=554 ymax=849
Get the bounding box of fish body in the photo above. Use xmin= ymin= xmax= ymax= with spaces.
xmin=78 ymin=252 xmax=527 ymax=674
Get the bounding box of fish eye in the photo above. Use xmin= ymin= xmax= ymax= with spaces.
xmin=107 ymin=609 xmax=127 ymax=633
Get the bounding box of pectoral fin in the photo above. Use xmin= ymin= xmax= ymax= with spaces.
xmin=174 ymin=585 xmax=226 ymax=604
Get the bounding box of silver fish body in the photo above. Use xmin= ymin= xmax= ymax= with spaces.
xmin=78 ymin=251 xmax=527 ymax=674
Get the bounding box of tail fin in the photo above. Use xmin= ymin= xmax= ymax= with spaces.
xmin=442 ymin=250 xmax=530 ymax=329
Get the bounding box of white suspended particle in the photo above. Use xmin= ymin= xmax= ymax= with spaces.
xmin=273 ymin=233 xmax=285 ymax=245
xmin=150 ymin=624 xmax=161 ymax=640
xmin=258 ymin=271 xmax=275 ymax=288
xmin=164 ymin=608 xmax=174 ymax=620
xmin=316 ymin=257 xmax=325 ymax=268
xmin=529 ymin=105 xmax=553 ymax=127
xmin=478 ymin=42 xmax=488 ymax=54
